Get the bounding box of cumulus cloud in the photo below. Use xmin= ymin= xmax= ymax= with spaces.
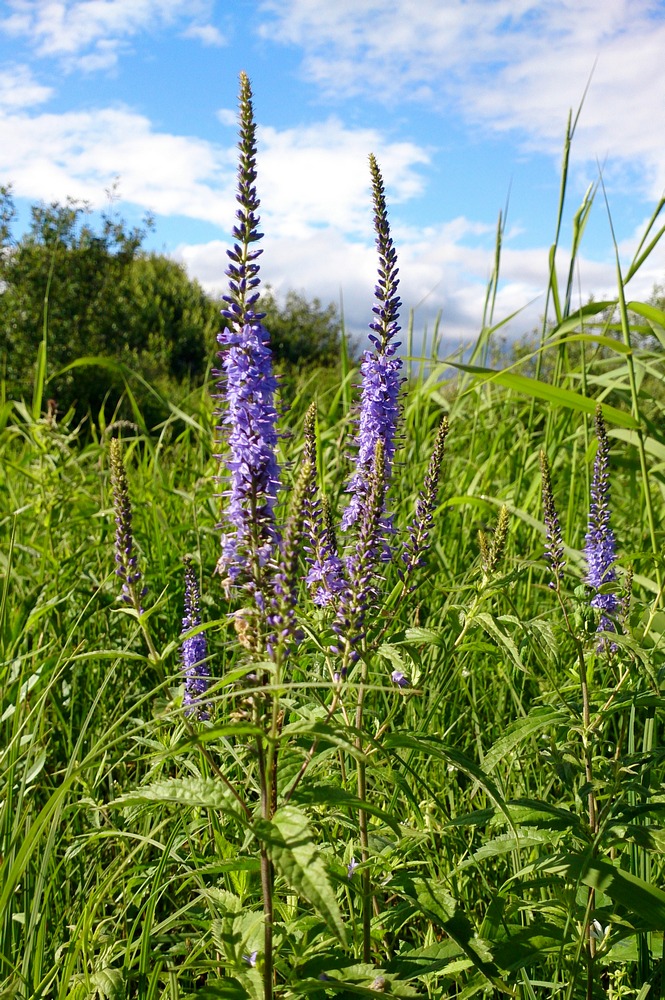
xmin=182 ymin=22 xmax=226 ymax=46
xmin=0 ymin=64 xmax=53 ymax=108
xmin=2 ymin=0 xmax=218 ymax=70
xmin=177 ymin=205 xmax=665 ymax=354
xmin=0 ymin=103 xmax=429 ymax=238
xmin=258 ymin=0 xmax=665 ymax=200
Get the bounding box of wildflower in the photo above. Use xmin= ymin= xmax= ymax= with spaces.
xmin=301 ymin=405 xmax=346 ymax=606
xmin=540 ymin=450 xmax=566 ymax=586
xmin=268 ymin=442 xmax=313 ymax=654
xmin=585 ymin=407 xmax=619 ymax=639
xmin=342 ymin=154 xmax=403 ymax=536
xmin=332 ymin=440 xmax=388 ymax=659
xmin=347 ymin=856 xmax=358 ymax=878
xmin=403 ymin=416 xmax=449 ymax=574
xmin=391 ymin=670 xmax=409 ymax=688
xmin=109 ymin=438 xmax=144 ymax=612
xmin=242 ymin=950 xmax=258 ymax=967
xmin=216 ymin=71 xmax=281 ymax=585
xmin=181 ymin=560 xmax=210 ymax=718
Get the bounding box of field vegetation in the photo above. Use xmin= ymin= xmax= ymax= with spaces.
xmin=1 ymin=78 xmax=664 ymax=999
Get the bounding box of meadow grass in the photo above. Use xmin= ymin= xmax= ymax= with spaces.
xmin=1 ymin=101 xmax=665 ymax=999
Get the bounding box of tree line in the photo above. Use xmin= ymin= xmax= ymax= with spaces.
xmin=0 ymin=187 xmax=342 ymax=426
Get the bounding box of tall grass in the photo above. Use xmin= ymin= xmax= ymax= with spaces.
xmin=1 ymin=122 xmax=664 ymax=999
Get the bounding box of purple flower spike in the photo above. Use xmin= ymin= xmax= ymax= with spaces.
xmin=391 ymin=670 xmax=409 ymax=688
xmin=216 ymin=72 xmax=281 ymax=586
xmin=342 ymin=155 xmax=403 ymax=537
xmin=109 ymin=438 xmax=145 ymax=613
xmin=585 ymin=407 xmax=616 ymax=592
xmin=181 ymin=561 xmax=210 ymax=719
xmin=585 ymin=407 xmax=619 ymax=646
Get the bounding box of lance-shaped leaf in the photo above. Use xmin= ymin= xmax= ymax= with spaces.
xmin=254 ymin=804 xmax=347 ymax=945
xmin=109 ymin=776 xmax=247 ymax=823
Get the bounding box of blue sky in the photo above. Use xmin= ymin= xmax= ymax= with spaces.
xmin=2 ymin=0 xmax=665 ymax=348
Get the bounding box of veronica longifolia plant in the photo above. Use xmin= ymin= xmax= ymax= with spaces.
xmin=216 ymin=72 xmax=281 ymax=606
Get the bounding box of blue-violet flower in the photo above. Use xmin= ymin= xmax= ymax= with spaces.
xmin=216 ymin=72 xmax=281 ymax=585
xmin=342 ymin=154 xmax=403 ymax=536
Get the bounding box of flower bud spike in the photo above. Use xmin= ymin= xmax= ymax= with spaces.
xmin=540 ymin=450 xmax=566 ymax=587
xmin=403 ymin=415 xmax=449 ymax=576
xmin=181 ymin=559 xmax=210 ymax=719
xmin=482 ymin=505 xmax=510 ymax=579
xmin=109 ymin=437 xmax=144 ymax=614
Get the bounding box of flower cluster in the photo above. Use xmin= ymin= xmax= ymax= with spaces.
xmin=216 ymin=71 xmax=281 ymax=586
xmin=585 ymin=406 xmax=619 ymax=638
xmin=181 ymin=560 xmax=210 ymax=718
xmin=342 ymin=154 xmax=403 ymax=536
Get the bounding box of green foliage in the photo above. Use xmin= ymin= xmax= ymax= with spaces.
xmin=2 ymin=114 xmax=665 ymax=1000
xmin=0 ymin=192 xmax=343 ymax=427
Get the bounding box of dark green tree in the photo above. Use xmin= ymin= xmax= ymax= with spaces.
xmin=257 ymin=287 xmax=342 ymax=368
xmin=0 ymin=188 xmax=218 ymax=422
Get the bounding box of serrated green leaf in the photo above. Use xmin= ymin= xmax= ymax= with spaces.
xmin=378 ymin=642 xmax=406 ymax=671
xmin=108 ymin=776 xmax=246 ymax=821
xmin=90 ymin=968 xmax=124 ymax=999
xmin=404 ymin=626 xmax=446 ymax=646
xmin=255 ymin=805 xmax=347 ymax=945
xmin=474 ymin=613 xmax=525 ymax=671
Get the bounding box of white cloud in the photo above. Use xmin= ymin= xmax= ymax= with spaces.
xmin=258 ymin=119 xmax=429 ymax=237
xmin=258 ymin=0 xmax=665 ymax=201
xmin=0 ymin=103 xmax=429 ymax=238
xmin=2 ymin=0 xmax=214 ymax=69
xmin=0 ymin=104 xmax=236 ymax=220
xmin=0 ymin=64 xmax=53 ymax=108
xmin=177 ymin=210 xmax=665 ymax=354
xmin=182 ymin=22 xmax=226 ymax=46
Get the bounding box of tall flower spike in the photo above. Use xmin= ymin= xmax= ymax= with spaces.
xmin=216 ymin=72 xmax=281 ymax=585
xmin=268 ymin=446 xmax=314 ymax=655
xmin=540 ymin=450 xmax=566 ymax=587
xmin=301 ymin=404 xmax=346 ymax=606
xmin=181 ymin=560 xmax=210 ymax=718
xmin=109 ymin=438 xmax=144 ymax=613
xmin=403 ymin=416 xmax=449 ymax=575
xmin=332 ymin=439 xmax=388 ymax=662
xmin=585 ymin=405 xmax=619 ymax=638
xmin=342 ymin=155 xmax=403 ymax=535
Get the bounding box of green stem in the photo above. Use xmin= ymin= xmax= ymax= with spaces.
xmin=354 ymin=650 xmax=371 ymax=963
